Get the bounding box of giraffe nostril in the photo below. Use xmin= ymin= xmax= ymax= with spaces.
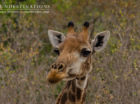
xmin=58 ymin=63 xmax=65 ymax=71
xmin=51 ymin=64 xmax=57 ymax=69
xmin=58 ymin=64 xmax=63 ymax=69
xmin=51 ymin=63 xmax=65 ymax=71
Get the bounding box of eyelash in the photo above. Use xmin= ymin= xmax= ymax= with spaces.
xmin=80 ymin=48 xmax=91 ymax=57
xmin=53 ymin=48 xmax=60 ymax=55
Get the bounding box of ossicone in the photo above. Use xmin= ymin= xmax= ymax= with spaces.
xmin=68 ymin=21 xmax=74 ymax=27
xmin=83 ymin=21 xmax=89 ymax=28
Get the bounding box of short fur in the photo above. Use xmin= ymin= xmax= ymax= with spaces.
xmin=47 ymin=22 xmax=110 ymax=104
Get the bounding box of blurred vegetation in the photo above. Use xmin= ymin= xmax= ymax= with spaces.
xmin=0 ymin=0 xmax=140 ymax=104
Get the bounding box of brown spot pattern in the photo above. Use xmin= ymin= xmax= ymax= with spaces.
xmin=72 ymin=80 xmax=76 ymax=92
xmin=77 ymin=87 xmax=82 ymax=100
xmin=69 ymin=92 xmax=76 ymax=102
xmin=61 ymin=93 xmax=67 ymax=104
xmin=67 ymin=81 xmax=71 ymax=88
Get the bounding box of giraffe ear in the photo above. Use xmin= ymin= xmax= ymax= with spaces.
xmin=91 ymin=31 xmax=110 ymax=52
xmin=48 ymin=30 xmax=65 ymax=48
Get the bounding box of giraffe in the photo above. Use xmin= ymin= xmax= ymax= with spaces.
xmin=47 ymin=21 xmax=110 ymax=104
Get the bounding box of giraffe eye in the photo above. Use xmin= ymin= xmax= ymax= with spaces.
xmin=53 ymin=48 xmax=60 ymax=55
xmin=80 ymin=48 xmax=91 ymax=57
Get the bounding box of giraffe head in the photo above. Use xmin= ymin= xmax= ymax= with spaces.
xmin=47 ymin=22 xmax=110 ymax=84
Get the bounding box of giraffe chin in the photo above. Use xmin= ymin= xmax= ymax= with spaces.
xmin=47 ymin=69 xmax=66 ymax=84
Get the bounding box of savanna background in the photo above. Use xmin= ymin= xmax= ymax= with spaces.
xmin=0 ymin=0 xmax=140 ymax=104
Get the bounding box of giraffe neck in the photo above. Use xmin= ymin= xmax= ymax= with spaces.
xmin=56 ymin=75 xmax=88 ymax=104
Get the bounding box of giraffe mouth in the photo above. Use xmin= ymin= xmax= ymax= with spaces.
xmin=47 ymin=69 xmax=66 ymax=84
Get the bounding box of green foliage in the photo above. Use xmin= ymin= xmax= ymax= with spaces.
xmin=0 ymin=0 xmax=139 ymax=104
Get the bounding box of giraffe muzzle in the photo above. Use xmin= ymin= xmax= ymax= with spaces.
xmin=51 ymin=63 xmax=65 ymax=72
xmin=47 ymin=69 xmax=66 ymax=84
